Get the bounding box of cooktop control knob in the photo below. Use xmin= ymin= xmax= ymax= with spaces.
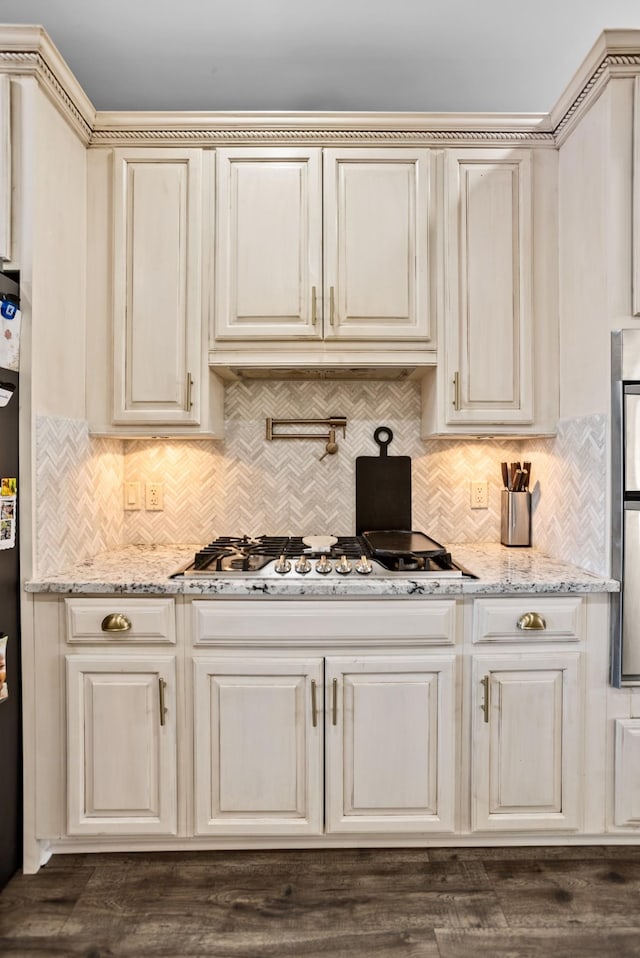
xmin=315 ymin=555 xmax=332 ymax=575
xmin=335 ymin=555 xmax=352 ymax=575
xmin=355 ymin=554 xmax=373 ymax=575
xmin=294 ymin=555 xmax=312 ymax=575
xmin=274 ymin=554 xmax=292 ymax=575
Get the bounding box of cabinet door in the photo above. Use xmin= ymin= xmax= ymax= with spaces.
xmin=634 ymin=77 xmax=640 ymax=317
xmin=0 ymin=75 xmax=10 ymax=262
xmin=325 ymin=655 xmax=456 ymax=833
xmin=215 ymin=148 xmax=323 ymax=340
xmin=472 ymin=652 xmax=580 ymax=831
xmin=445 ymin=149 xmax=533 ymax=424
xmin=193 ymin=656 xmax=323 ymax=836
xmin=112 ymin=148 xmax=203 ymax=425
xmin=614 ymin=719 xmax=640 ymax=827
xmin=324 ymin=149 xmax=432 ymax=341
xmin=66 ymin=654 xmax=177 ymax=836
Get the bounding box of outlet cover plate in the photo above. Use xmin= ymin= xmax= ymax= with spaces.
xmin=470 ymin=480 xmax=488 ymax=509
xmin=145 ymin=482 xmax=164 ymax=511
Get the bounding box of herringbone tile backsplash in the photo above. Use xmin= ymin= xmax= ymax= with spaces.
xmin=34 ymin=383 xmax=609 ymax=576
xmin=35 ymin=417 xmax=123 ymax=576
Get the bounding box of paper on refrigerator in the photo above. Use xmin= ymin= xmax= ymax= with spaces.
xmin=0 ymin=478 xmax=16 ymax=550
xmin=0 ymin=298 xmax=21 ymax=371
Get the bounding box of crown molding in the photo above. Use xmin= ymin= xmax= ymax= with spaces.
xmin=0 ymin=25 xmax=95 ymax=144
xmin=550 ymin=29 xmax=640 ymax=145
xmin=2 ymin=25 xmax=640 ymax=149
xmin=89 ymin=112 xmax=554 ymax=148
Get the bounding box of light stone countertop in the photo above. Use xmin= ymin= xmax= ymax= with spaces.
xmin=25 ymin=543 xmax=619 ymax=597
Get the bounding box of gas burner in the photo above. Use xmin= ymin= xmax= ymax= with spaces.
xmin=173 ymin=533 xmax=475 ymax=580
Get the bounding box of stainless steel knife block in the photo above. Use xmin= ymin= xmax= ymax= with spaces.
xmin=501 ymin=490 xmax=531 ymax=547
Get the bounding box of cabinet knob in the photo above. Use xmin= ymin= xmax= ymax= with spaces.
xmin=517 ymin=612 xmax=546 ymax=631
xmin=100 ymin=613 xmax=132 ymax=633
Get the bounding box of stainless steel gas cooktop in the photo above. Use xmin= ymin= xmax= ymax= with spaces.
xmin=170 ymin=534 xmax=474 ymax=580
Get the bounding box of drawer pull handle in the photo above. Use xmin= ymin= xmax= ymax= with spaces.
xmin=517 ymin=612 xmax=547 ymax=631
xmin=332 ymin=678 xmax=338 ymax=726
xmin=100 ymin=613 xmax=132 ymax=633
xmin=311 ymin=679 xmax=318 ymax=727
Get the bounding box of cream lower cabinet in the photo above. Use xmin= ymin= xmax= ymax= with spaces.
xmin=193 ymin=652 xmax=456 ymax=837
xmin=193 ymin=656 xmax=324 ymax=836
xmin=325 ymin=655 xmax=456 ymax=834
xmin=614 ymin=719 xmax=640 ymax=827
xmin=66 ymin=654 xmax=178 ymax=836
xmin=471 ymin=651 xmax=581 ymax=832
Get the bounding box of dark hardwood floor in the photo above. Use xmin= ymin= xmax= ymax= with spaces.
xmin=2 ymin=847 xmax=640 ymax=957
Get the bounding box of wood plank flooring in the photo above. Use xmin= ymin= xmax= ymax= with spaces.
xmin=2 ymin=847 xmax=640 ymax=956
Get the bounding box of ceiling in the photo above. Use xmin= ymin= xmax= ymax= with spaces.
xmin=2 ymin=0 xmax=640 ymax=113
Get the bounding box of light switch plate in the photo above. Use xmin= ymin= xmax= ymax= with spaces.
xmin=123 ymin=481 xmax=141 ymax=511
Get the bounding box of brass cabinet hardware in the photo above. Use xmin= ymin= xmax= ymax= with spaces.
xmin=311 ymin=679 xmax=318 ymax=727
xmin=517 ymin=612 xmax=547 ymax=631
xmin=332 ymin=678 xmax=338 ymax=726
xmin=481 ymin=675 xmax=490 ymax=723
xmin=186 ymin=372 xmax=194 ymax=411
xmin=266 ymin=417 xmax=347 ymax=464
xmin=158 ymin=677 xmax=167 ymax=727
xmin=100 ymin=613 xmax=132 ymax=634
xmin=311 ymin=286 xmax=317 ymax=326
xmin=329 ymin=286 xmax=336 ymax=326
xmin=453 ymin=371 xmax=461 ymax=410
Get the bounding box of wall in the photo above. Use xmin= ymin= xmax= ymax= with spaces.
xmin=34 ymin=384 xmax=608 ymax=578
xmin=29 ymin=85 xmax=88 ymax=421
xmin=558 ymin=78 xmax=634 ymax=420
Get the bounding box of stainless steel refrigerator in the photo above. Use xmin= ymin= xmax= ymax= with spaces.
xmin=0 ymin=270 xmax=21 ymax=885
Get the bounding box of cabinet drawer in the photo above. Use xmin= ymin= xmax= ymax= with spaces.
xmin=194 ymin=600 xmax=457 ymax=646
xmin=473 ymin=597 xmax=583 ymax=643
xmin=65 ymin=598 xmax=176 ymax=645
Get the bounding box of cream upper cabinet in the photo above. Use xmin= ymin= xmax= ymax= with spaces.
xmin=88 ymin=147 xmax=223 ymax=437
xmin=444 ymin=149 xmax=533 ymax=425
xmin=471 ymin=652 xmax=581 ymax=832
xmin=634 ymin=77 xmax=640 ymax=317
xmin=108 ymin=148 xmax=225 ymax=432
xmin=0 ymin=75 xmax=10 ymax=262
xmin=215 ymin=148 xmax=322 ymax=340
xmin=214 ymin=147 xmax=433 ymax=343
xmin=323 ymin=150 xmax=431 ymax=341
xmin=112 ymin=148 xmax=202 ymax=425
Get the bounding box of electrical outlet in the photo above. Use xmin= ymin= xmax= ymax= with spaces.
xmin=123 ymin=481 xmax=141 ymax=511
xmin=470 ymin=480 xmax=488 ymax=509
xmin=145 ymin=482 xmax=164 ymax=511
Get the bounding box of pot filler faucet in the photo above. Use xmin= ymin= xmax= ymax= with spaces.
xmin=265 ymin=416 xmax=347 ymax=461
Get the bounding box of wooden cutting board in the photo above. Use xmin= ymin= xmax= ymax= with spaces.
xmin=355 ymin=427 xmax=412 ymax=535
